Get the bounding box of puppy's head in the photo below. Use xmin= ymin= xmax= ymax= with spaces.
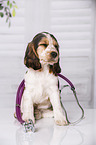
xmin=24 ymin=32 xmax=61 ymax=75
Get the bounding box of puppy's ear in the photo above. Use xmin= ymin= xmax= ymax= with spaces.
xmin=24 ymin=42 xmax=41 ymax=70
xmin=49 ymin=59 xmax=61 ymax=76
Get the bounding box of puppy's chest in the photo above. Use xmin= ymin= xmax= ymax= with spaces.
xmin=25 ymin=70 xmax=58 ymax=103
xmin=32 ymin=73 xmax=56 ymax=90
xmin=25 ymin=69 xmax=58 ymax=92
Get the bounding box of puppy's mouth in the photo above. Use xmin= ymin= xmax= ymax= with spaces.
xmin=40 ymin=58 xmax=58 ymax=65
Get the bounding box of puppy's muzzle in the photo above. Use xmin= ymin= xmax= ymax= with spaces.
xmin=51 ymin=52 xmax=57 ymax=58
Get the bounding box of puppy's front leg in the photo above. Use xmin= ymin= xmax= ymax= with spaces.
xmin=21 ymin=90 xmax=35 ymax=123
xmin=49 ymin=88 xmax=67 ymax=126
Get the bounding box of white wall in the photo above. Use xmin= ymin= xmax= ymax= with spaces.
xmin=0 ymin=0 xmax=26 ymax=108
xmin=94 ymin=0 xmax=96 ymax=108
xmin=0 ymin=0 xmax=95 ymax=108
xmin=25 ymin=0 xmax=50 ymax=44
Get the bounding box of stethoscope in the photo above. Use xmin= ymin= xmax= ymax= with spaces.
xmin=58 ymin=73 xmax=84 ymax=126
xmin=15 ymin=73 xmax=84 ymax=132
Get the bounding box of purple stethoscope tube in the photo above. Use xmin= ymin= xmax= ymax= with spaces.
xmin=15 ymin=73 xmax=84 ymax=125
xmin=16 ymin=79 xmax=25 ymax=124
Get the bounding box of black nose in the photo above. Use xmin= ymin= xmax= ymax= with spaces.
xmin=51 ymin=52 xmax=57 ymax=58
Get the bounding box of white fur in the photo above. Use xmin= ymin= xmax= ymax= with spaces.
xmin=21 ymin=64 xmax=67 ymax=125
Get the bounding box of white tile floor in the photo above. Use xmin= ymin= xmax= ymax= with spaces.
xmin=0 ymin=108 xmax=96 ymax=145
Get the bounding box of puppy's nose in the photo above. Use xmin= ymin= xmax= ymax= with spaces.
xmin=51 ymin=52 xmax=57 ymax=58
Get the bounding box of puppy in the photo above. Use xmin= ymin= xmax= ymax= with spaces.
xmin=21 ymin=32 xmax=67 ymax=126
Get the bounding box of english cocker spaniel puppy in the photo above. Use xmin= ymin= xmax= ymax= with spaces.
xmin=21 ymin=32 xmax=67 ymax=126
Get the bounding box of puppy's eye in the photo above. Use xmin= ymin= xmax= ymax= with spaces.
xmin=54 ymin=45 xmax=58 ymax=49
xmin=40 ymin=44 xmax=48 ymax=47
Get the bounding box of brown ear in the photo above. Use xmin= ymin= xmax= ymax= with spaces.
xmin=24 ymin=42 xmax=41 ymax=70
xmin=49 ymin=59 xmax=61 ymax=76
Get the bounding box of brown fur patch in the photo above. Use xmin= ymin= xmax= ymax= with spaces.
xmin=24 ymin=42 xmax=41 ymax=70
xmin=49 ymin=59 xmax=61 ymax=76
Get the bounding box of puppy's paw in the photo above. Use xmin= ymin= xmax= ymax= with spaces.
xmin=55 ymin=119 xmax=67 ymax=126
xmin=54 ymin=113 xmax=67 ymax=126
xmin=22 ymin=113 xmax=35 ymax=124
